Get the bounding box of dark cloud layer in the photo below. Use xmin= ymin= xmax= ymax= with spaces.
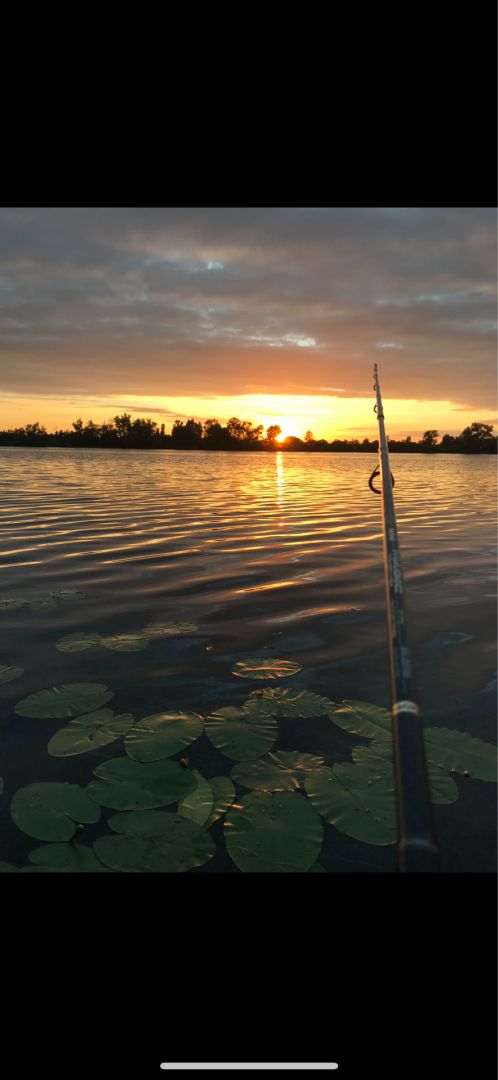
xmin=0 ymin=208 xmax=495 ymax=406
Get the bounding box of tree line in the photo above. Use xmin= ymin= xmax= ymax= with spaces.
xmin=0 ymin=415 xmax=496 ymax=452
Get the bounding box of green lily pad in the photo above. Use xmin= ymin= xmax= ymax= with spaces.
xmin=124 ymin=711 xmax=204 ymax=762
xmin=28 ymin=843 xmax=107 ymax=871
xmin=232 ymin=751 xmax=325 ymax=792
xmin=206 ymin=706 xmax=277 ymax=761
xmin=304 ymin=763 xmax=396 ymax=846
xmin=56 ymin=631 xmax=101 ymax=653
xmin=352 ymin=743 xmax=459 ymax=805
xmin=15 ymin=682 xmax=113 ymax=719
xmin=206 ymin=776 xmax=236 ymax=827
xmin=423 ymin=727 xmax=497 ymax=781
xmin=87 ymin=756 xmax=196 ymax=810
xmin=232 ymin=658 xmax=302 ymax=680
xmin=95 ymin=811 xmax=215 ymax=871
xmin=178 ymin=770 xmax=214 ymax=826
xmin=50 ymin=588 xmax=85 ymax=601
xmin=244 ymin=687 xmax=335 ymax=717
xmin=328 ymin=699 xmax=391 ymax=740
xmin=143 ymin=621 xmax=199 ymax=638
xmin=0 ymin=664 xmax=24 ymax=684
xmin=0 ymin=861 xmax=18 ymax=872
xmin=0 ymin=599 xmax=25 ymax=610
xmin=47 ymin=710 xmax=134 ymax=757
xmin=11 ymin=782 xmax=101 ymax=841
xmin=225 ymin=790 xmax=323 ymax=872
xmin=100 ymin=634 xmax=149 ymax=652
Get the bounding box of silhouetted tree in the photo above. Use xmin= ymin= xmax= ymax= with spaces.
xmin=421 ymin=429 xmax=439 ymax=450
xmin=266 ymin=424 xmax=282 ymax=446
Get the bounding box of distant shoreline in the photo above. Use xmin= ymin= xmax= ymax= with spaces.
xmin=0 ymin=443 xmax=495 ymax=455
xmin=2 ymin=415 xmax=495 ymax=453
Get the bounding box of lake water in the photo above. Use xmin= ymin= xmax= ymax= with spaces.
xmin=0 ymin=448 xmax=496 ymax=872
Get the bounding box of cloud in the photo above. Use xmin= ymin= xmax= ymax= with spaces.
xmin=0 ymin=208 xmax=495 ymax=409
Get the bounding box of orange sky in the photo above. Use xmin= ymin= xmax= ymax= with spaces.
xmin=0 ymin=209 xmax=495 ymax=439
xmin=0 ymin=390 xmax=494 ymax=440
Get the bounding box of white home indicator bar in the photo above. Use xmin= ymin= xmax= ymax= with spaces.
xmin=160 ymin=1066 xmax=339 ymax=1072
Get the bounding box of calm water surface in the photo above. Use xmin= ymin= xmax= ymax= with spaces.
xmin=0 ymin=449 xmax=496 ymax=872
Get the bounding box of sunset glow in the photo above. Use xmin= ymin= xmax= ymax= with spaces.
xmin=0 ymin=208 xmax=495 ymax=439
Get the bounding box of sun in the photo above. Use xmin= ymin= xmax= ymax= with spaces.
xmin=275 ymin=431 xmax=287 ymax=443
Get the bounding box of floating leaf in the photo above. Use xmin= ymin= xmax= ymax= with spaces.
xmin=56 ymin=631 xmax=101 ymax=653
xmin=11 ymin=782 xmax=100 ymax=841
xmin=206 ymin=706 xmax=277 ymax=761
xmin=100 ymin=634 xmax=149 ymax=652
xmin=244 ymin=687 xmax=335 ymax=718
xmin=328 ymin=699 xmax=391 ymax=740
xmin=143 ymin=621 xmax=199 ymax=638
xmin=232 ymin=658 xmax=302 ymax=680
xmin=423 ymin=727 xmax=497 ymax=782
xmin=304 ymin=763 xmax=396 ymax=846
xmin=47 ymin=710 xmax=134 ymax=757
xmin=95 ymin=810 xmax=215 ymax=871
xmin=0 ymin=599 xmax=25 ymax=610
xmin=0 ymin=861 xmax=18 ymax=872
xmin=28 ymin=843 xmax=107 ymax=871
xmin=125 ymin=711 xmax=204 ymax=762
xmin=178 ymin=770 xmax=214 ymax=826
xmin=232 ymin=751 xmax=325 ymax=792
xmin=352 ymin=743 xmax=459 ymax=805
xmin=206 ymin=776 xmax=235 ymax=827
xmin=225 ymin=790 xmax=323 ymax=873
xmin=87 ymin=757 xmax=195 ymax=810
xmin=15 ymin=682 xmax=113 ymax=719
xmin=50 ymin=588 xmax=85 ymax=601
xmin=0 ymin=664 xmax=24 ymax=684
xmin=309 ymin=862 xmax=327 ymax=872
xmin=29 ymin=597 xmax=58 ymax=611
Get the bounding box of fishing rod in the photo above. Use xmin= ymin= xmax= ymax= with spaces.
xmin=369 ymin=364 xmax=439 ymax=872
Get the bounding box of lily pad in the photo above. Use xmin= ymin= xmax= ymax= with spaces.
xmin=206 ymin=776 xmax=236 ymax=827
xmin=125 ymin=711 xmax=204 ymax=762
xmin=15 ymin=682 xmax=113 ymax=719
xmin=225 ymin=790 xmax=323 ymax=872
xmin=244 ymin=687 xmax=335 ymax=717
xmin=87 ymin=756 xmax=196 ymax=810
xmin=0 ymin=599 xmax=25 ymax=610
xmin=304 ymin=762 xmax=396 ymax=846
xmin=56 ymin=631 xmax=101 ymax=653
xmin=232 ymin=751 xmax=325 ymax=792
xmin=143 ymin=621 xmax=199 ymax=638
xmin=423 ymin=727 xmax=497 ymax=782
xmin=178 ymin=770 xmax=214 ymax=826
xmin=232 ymin=658 xmax=302 ymax=680
xmin=28 ymin=843 xmax=107 ymax=871
xmin=328 ymin=699 xmax=391 ymax=740
xmin=0 ymin=861 xmax=18 ymax=872
xmin=0 ymin=664 xmax=24 ymax=684
xmin=95 ymin=810 xmax=215 ymax=871
xmin=100 ymin=634 xmax=149 ymax=652
xmin=29 ymin=597 xmax=59 ymax=611
xmin=11 ymin=782 xmax=101 ymax=841
xmin=206 ymin=706 xmax=277 ymax=761
xmin=47 ymin=710 xmax=134 ymax=757
xmin=50 ymin=588 xmax=85 ymax=601
xmin=352 ymin=743 xmax=459 ymax=805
